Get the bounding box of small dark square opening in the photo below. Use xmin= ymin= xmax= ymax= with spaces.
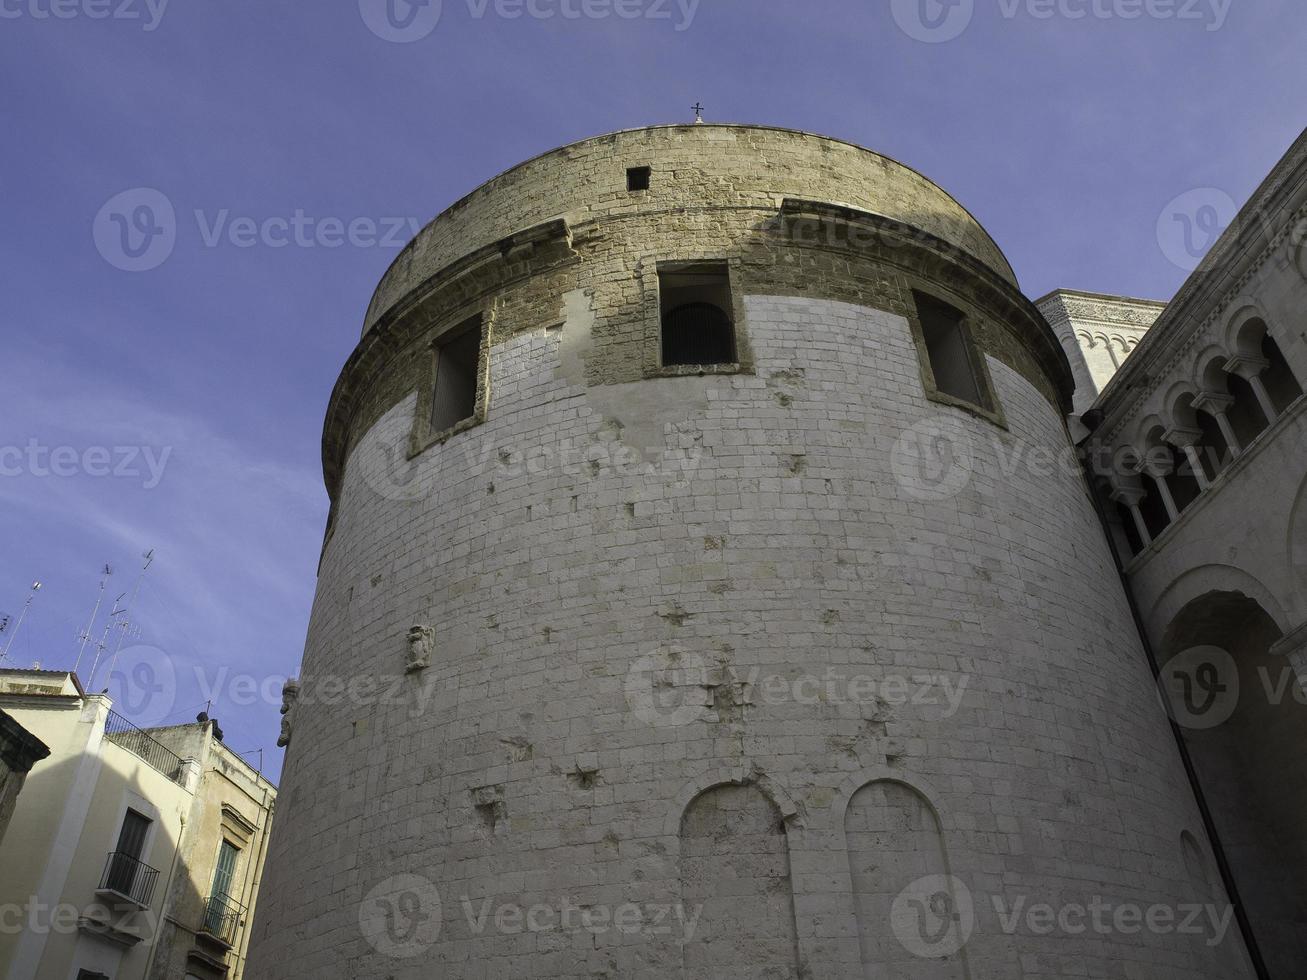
xmin=627 ymin=166 xmax=652 ymax=192
xmin=659 ymin=262 xmax=736 ymax=367
xmin=430 ymin=316 xmax=481 ymax=433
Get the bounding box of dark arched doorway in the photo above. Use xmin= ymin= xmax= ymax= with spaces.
xmin=1160 ymin=591 xmax=1307 ymax=977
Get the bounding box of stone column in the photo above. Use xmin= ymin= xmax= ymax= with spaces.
xmin=1224 ymin=352 xmax=1278 ymax=423
xmin=1193 ymin=390 xmax=1242 ymax=456
xmin=1164 ymin=425 xmax=1210 ymax=489
xmin=1110 ymin=485 xmax=1151 ymax=549
xmin=1141 ymin=464 xmax=1180 ymax=522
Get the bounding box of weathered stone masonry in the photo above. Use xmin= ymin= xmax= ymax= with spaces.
xmin=248 ymin=125 xmax=1254 ymax=979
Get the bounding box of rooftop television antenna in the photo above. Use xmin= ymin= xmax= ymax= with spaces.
xmin=74 ymin=564 xmax=114 ymax=674
xmin=86 ymin=593 xmax=128 ymax=689
xmin=1 ymin=581 xmax=43 ymax=663
xmin=104 ymin=549 xmax=154 ymax=686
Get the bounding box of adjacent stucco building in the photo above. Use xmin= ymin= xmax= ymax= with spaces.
xmin=0 ymin=669 xmax=276 ymax=980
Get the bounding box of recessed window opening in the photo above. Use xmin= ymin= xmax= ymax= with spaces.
xmin=104 ymin=808 xmax=152 ymax=895
xmin=659 ymin=262 xmax=736 ymax=367
xmin=1261 ymin=333 xmax=1304 ymax=414
xmin=430 ymin=315 xmax=481 ymax=434
xmin=627 ymin=166 xmax=652 ymax=192
xmin=914 ymin=291 xmax=987 ymax=409
xmin=1225 ymin=373 xmax=1269 ymax=446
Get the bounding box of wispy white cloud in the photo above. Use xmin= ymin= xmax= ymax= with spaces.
xmin=1 ymin=341 xmax=325 ymax=779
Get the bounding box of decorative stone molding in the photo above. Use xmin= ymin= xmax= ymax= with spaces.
xmin=276 ymin=678 xmax=300 ymax=749
xmin=1223 ymin=352 xmax=1270 ymax=381
xmin=1162 ymin=424 xmax=1202 ymax=447
xmin=1192 ymin=390 xmax=1234 ymax=414
xmin=406 ymin=625 xmax=434 ymax=674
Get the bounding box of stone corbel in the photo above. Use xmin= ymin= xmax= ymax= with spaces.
xmin=406 ymin=625 xmax=434 ymax=674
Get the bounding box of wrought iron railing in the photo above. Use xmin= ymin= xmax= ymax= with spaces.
xmin=104 ymin=710 xmax=184 ymax=783
xmin=199 ymin=893 xmax=246 ymax=946
xmin=98 ymin=850 xmax=160 ymax=907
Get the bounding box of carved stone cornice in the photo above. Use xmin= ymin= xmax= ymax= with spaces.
xmin=1037 ymin=290 xmax=1167 ymax=335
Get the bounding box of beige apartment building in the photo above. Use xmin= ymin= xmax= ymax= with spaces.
xmin=0 ymin=669 xmax=276 ymax=980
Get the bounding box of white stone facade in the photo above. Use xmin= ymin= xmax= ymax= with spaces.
xmin=1037 ymin=289 xmax=1166 ymax=415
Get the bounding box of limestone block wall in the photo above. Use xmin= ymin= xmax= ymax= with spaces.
xmin=247 ymin=127 xmax=1253 ymax=980
xmin=362 ymin=125 xmax=1018 ymax=337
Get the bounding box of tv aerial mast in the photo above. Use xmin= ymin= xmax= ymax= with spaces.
xmin=74 ymin=564 xmax=114 ymax=674
xmin=0 ymin=581 xmax=43 ymax=664
xmin=103 ymin=549 xmax=154 ymax=687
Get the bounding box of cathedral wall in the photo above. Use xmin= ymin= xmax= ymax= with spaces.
xmin=1036 ymin=290 xmax=1165 ymax=415
xmin=1088 ymin=130 xmax=1307 ymax=978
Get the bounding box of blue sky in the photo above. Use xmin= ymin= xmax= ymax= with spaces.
xmin=2 ymin=0 xmax=1303 ymax=782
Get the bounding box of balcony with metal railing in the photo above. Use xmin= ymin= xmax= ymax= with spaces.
xmin=103 ymin=709 xmax=185 ymax=784
xmin=96 ymin=850 xmax=160 ymax=909
xmin=198 ymin=892 xmax=247 ymax=948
